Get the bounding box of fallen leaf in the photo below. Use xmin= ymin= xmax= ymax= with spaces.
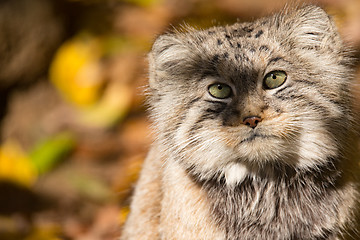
xmin=30 ymin=132 xmax=76 ymax=175
xmin=0 ymin=140 xmax=37 ymax=187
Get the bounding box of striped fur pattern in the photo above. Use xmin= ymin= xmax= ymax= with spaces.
xmin=122 ymin=5 xmax=360 ymax=240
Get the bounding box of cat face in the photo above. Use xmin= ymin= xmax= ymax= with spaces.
xmin=148 ymin=6 xmax=354 ymax=184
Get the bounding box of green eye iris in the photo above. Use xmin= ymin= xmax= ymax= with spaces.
xmin=263 ymin=71 xmax=287 ymax=89
xmin=208 ymin=83 xmax=232 ymax=99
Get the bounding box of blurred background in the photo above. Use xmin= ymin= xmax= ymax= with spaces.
xmin=0 ymin=0 xmax=359 ymax=239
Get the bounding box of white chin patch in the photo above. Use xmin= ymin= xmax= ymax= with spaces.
xmin=224 ymin=163 xmax=248 ymax=186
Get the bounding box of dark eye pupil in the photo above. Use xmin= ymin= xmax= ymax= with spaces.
xmin=217 ymin=85 xmax=223 ymax=90
xmin=272 ymin=74 xmax=276 ymax=79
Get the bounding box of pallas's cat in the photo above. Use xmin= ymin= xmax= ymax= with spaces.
xmin=121 ymin=5 xmax=360 ymax=240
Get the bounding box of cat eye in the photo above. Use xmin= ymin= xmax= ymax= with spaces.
xmin=208 ymin=83 xmax=232 ymax=99
xmin=263 ymin=71 xmax=287 ymax=89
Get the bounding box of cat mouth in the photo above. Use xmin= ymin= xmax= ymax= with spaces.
xmin=240 ymin=133 xmax=273 ymax=143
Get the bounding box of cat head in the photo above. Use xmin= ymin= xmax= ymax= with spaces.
xmin=148 ymin=5 xmax=355 ymax=185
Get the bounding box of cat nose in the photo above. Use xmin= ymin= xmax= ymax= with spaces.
xmin=242 ymin=116 xmax=262 ymax=128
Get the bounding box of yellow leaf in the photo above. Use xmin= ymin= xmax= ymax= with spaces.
xmin=0 ymin=140 xmax=37 ymax=187
xmin=50 ymin=33 xmax=105 ymax=107
xmin=118 ymin=206 xmax=130 ymax=226
xmin=24 ymin=224 xmax=61 ymax=240
xmin=121 ymin=0 xmax=161 ymax=8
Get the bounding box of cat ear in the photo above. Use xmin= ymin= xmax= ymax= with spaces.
xmin=284 ymin=5 xmax=341 ymax=51
xmin=148 ymin=34 xmax=190 ymax=88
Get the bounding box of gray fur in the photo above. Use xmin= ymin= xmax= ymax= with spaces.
xmin=122 ymin=5 xmax=360 ymax=240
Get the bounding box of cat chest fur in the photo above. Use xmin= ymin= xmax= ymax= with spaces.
xmin=159 ymin=158 xmax=357 ymax=240
xmin=202 ymin=164 xmax=354 ymax=240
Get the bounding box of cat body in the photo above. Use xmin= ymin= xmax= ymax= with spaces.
xmin=121 ymin=5 xmax=360 ymax=240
